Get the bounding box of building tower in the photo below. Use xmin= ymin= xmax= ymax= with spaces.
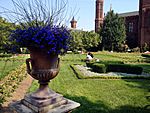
xmin=95 ymin=0 xmax=104 ymax=32
xmin=139 ymin=0 xmax=150 ymax=48
xmin=70 ymin=17 xmax=77 ymax=29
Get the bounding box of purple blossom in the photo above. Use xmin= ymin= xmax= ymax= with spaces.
xmin=9 ymin=25 xmax=71 ymax=55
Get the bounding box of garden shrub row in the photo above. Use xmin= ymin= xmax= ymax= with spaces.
xmin=0 ymin=54 xmax=12 ymax=58
xmin=86 ymin=62 xmax=143 ymax=74
xmin=0 ymin=64 xmax=26 ymax=105
xmin=92 ymin=64 xmax=106 ymax=73
xmin=141 ymin=54 xmax=150 ymax=63
xmin=141 ymin=54 xmax=150 ymax=58
xmin=107 ymin=64 xmax=143 ymax=74
xmin=71 ymin=64 xmax=148 ymax=79
xmin=86 ymin=60 xmax=124 ymax=67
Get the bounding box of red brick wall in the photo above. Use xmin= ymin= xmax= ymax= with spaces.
xmin=139 ymin=0 xmax=150 ymax=48
xmin=95 ymin=0 xmax=104 ymax=32
xmin=125 ymin=15 xmax=139 ymax=48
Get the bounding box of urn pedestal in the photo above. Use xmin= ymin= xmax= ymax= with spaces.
xmin=10 ymin=49 xmax=80 ymax=113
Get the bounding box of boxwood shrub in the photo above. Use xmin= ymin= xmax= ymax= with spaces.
xmin=86 ymin=61 xmax=143 ymax=74
xmin=98 ymin=60 xmax=124 ymax=65
xmin=86 ymin=62 xmax=94 ymax=67
xmin=107 ymin=64 xmax=143 ymax=74
xmin=141 ymin=54 xmax=150 ymax=58
xmin=92 ymin=63 xmax=106 ymax=73
xmin=86 ymin=61 xmax=124 ymax=68
xmin=0 ymin=54 xmax=12 ymax=57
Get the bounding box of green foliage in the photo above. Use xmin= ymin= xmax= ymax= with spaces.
xmin=70 ymin=31 xmax=101 ymax=52
xmin=92 ymin=63 xmax=106 ymax=73
xmin=107 ymin=64 xmax=143 ymax=74
xmin=72 ymin=64 xmax=148 ymax=80
xmin=0 ymin=58 xmax=24 ymax=79
xmin=69 ymin=31 xmax=83 ymax=52
xmin=101 ymin=10 xmax=126 ymax=51
xmin=29 ymin=53 xmax=150 ymax=113
xmin=0 ymin=64 xmax=26 ymax=105
xmin=141 ymin=54 xmax=150 ymax=58
xmin=86 ymin=61 xmax=143 ymax=75
xmin=141 ymin=54 xmax=150 ymax=63
xmin=82 ymin=31 xmax=101 ymax=51
xmin=97 ymin=60 xmax=124 ymax=65
xmin=0 ymin=17 xmax=15 ymax=52
xmin=0 ymin=54 xmax=12 ymax=57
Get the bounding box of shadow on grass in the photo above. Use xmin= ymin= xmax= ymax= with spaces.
xmin=124 ymin=79 xmax=150 ymax=90
xmin=123 ymin=79 xmax=150 ymax=112
xmin=65 ymin=95 xmax=150 ymax=113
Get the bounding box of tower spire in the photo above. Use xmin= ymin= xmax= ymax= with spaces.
xmin=95 ymin=0 xmax=104 ymax=32
xmin=110 ymin=0 xmax=112 ymax=11
xmin=70 ymin=16 xmax=77 ymax=29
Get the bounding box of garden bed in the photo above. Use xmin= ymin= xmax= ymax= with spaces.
xmin=0 ymin=64 xmax=27 ymax=105
xmin=71 ymin=64 xmax=150 ymax=79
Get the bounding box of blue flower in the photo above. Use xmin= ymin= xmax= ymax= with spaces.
xmin=9 ymin=25 xmax=71 ymax=55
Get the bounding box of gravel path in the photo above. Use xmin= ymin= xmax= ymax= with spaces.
xmin=0 ymin=75 xmax=33 ymax=113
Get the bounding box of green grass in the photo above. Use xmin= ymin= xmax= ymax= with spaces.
xmin=0 ymin=56 xmax=27 ymax=80
xmin=29 ymin=52 xmax=150 ymax=113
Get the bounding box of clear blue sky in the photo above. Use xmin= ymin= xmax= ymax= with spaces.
xmin=0 ymin=0 xmax=139 ymax=31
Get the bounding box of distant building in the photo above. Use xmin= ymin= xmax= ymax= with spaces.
xmin=119 ymin=11 xmax=139 ymax=48
xmin=70 ymin=17 xmax=77 ymax=29
xmin=139 ymin=0 xmax=150 ymax=48
xmin=95 ymin=0 xmax=104 ymax=32
xmin=95 ymin=0 xmax=150 ymax=49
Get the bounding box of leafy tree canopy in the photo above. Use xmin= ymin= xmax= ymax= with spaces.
xmin=0 ymin=17 xmax=16 ymax=52
xmin=70 ymin=30 xmax=101 ymax=52
xmin=101 ymin=10 xmax=126 ymax=51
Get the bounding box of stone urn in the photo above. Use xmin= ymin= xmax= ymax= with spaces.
xmin=10 ymin=48 xmax=81 ymax=113
xmin=26 ymin=48 xmax=60 ymax=99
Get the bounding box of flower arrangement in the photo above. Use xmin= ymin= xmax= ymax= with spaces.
xmin=1 ymin=0 xmax=74 ymax=55
xmin=10 ymin=25 xmax=71 ymax=55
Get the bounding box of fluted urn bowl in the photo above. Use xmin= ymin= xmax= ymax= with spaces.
xmin=26 ymin=48 xmax=59 ymax=83
xmin=25 ymin=48 xmax=60 ymax=99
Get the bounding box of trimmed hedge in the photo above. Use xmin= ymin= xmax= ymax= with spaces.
xmin=71 ymin=64 xmax=149 ymax=79
xmin=98 ymin=60 xmax=124 ymax=65
xmin=0 ymin=54 xmax=12 ymax=57
xmin=86 ymin=61 xmax=143 ymax=74
xmin=107 ymin=64 xmax=143 ymax=74
xmin=86 ymin=62 xmax=94 ymax=67
xmin=86 ymin=60 xmax=124 ymax=68
xmin=92 ymin=63 xmax=106 ymax=73
xmin=141 ymin=54 xmax=150 ymax=58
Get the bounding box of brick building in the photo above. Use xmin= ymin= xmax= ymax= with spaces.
xmin=119 ymin=11 xmax=139 ymax=48
xmin=95 ymin=0 xmax=150 ymax=49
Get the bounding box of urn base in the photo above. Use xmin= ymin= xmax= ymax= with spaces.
xmin=10 ymin=90 xmax=80 ymax=113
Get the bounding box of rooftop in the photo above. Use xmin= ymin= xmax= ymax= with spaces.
xmin=119 ymin=11 xmax=139 ymax=17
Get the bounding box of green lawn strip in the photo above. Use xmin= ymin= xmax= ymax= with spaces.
xmin=0 ymin=58 xmax=26 ymax=80
xmin=29 ymin=55 xmax=150 ymax=113
xmin=0 ymin=64 xmax=27 ymax=105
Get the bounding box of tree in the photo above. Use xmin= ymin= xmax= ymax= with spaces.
xmin=82 ymin=31 xmax=101 ymax=51
xmin=69 ymin=31 xmax=83 ymax=52
xmin=101 ymin=10 xmax=126 ymax=51
xmin=0 ymin=17 xmax=15 ymax=53
xmin=69 ymin=30 xmax=101 ymax=52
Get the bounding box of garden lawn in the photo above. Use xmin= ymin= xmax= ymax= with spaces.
xmin=0 ymin=57 xmax=26 ymax=80
xmin=29 ymin=52 xmax=150 ymax=113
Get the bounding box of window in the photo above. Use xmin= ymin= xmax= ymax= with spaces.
xmin=129 ymin=22 xmax=133 ymax=32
